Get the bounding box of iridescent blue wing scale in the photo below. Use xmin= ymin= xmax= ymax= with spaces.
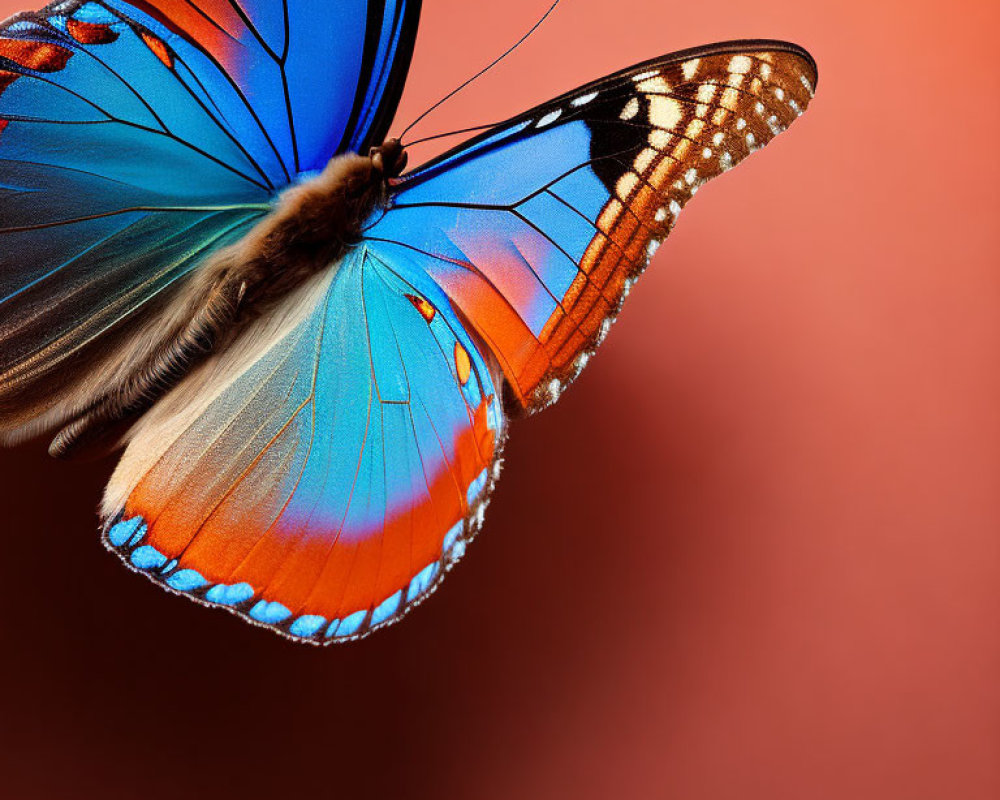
xmin=0 ymin=0 xmax=421 ymax=439
xmin=99 ymin=41 xmax=816 ymax=642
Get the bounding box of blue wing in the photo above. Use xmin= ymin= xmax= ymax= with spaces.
xmin=0 ymin=0 xmax=421 ymax=439
xmin=102 ymin=244 xmax=504 ymax=642
xmin=369 ymin=41 xmax=817 ymax=409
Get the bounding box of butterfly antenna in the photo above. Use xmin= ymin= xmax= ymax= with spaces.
xmin=398 ymin=0 xmax=561 ymax=143
xmin=404 ymin=123 xmax=498 ymax=148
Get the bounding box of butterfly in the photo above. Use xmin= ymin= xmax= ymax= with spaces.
xmin=0 ymin=0 xmax=816 ymax=642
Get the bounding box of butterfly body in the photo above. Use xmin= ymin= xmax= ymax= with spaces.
xmin=47 ymin=141 xmax=408 ymax=458
xmin=0 ymin=0 xmax=816 ymax=642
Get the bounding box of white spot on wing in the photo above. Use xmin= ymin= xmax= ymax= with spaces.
xmin=697 ymin=83 xmax=716 ymax=104
xmin=633 ymin=68 xmax=659 ymax=83
xmin=537 ymin=109 xmax=562 ymax=128
xmin=572 ymin=90 xmax=598 ymax=107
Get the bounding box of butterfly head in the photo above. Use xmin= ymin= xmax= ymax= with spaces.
xmin=369 ymin=138 xmax=408 ymax=179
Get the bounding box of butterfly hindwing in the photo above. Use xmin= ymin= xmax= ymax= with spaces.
xmin=0 ymin=0 xmax=420 ymax=440
xmin=370 ymin=41 xmax=817 ymax=410
xmin=102 ymin=243 xmax=504 ymax=642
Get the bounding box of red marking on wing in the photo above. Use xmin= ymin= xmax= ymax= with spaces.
xmin=0 ymin=69 xmax=18 ymax=95
xmin=139 ymin=30 xmax=173 ymax=68
xmin=0 ymin=38 xmax=71 ymax=72
xmin=66 ymin=18 xmax=119 ymax=45
xmin=127 ymin=397 xmax=497 ymax=621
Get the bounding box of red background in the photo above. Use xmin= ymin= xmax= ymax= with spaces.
xmin=1 ymin=1 xmax=997 ymax=798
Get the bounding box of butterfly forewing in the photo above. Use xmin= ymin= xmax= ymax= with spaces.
xmin=378 ymin=41 xmax=817 ymax=411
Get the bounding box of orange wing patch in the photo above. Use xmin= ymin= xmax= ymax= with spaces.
xmin=140 ymin=30 xmax=173 ymax=69
xmin=0 ymin=37 xmax=72 ymax=72
xmin=66 ymin=18 xmax=118 ymax=45
xmin=454 ymin=342 xmax=472 ymax=385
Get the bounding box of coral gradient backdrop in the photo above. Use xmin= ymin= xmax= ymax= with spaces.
xmin=0 ymin=1 xmax=997 ymax=799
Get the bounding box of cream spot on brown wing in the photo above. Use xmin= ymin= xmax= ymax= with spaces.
xmin=727 ymin=55 xmax=752 ymax=74
xmin=649 ymin=128 xmax=671 ymax=148
xmin=634 ymin=147 xmax=658 ymax=172
xmin=684 ymin=119 xmax=705 ymax=139
xmin=636 ymin=74 xmax=670 ymax=94
xmin=648 ymin=95 xmax=683 ymax=129
xmin=616 ymin=171 xmax=640 ymax=200
xmin=620 ymin=97 xmax=640 ymax=121
xmin=597 ymin=199 xmax=623 ymax=233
